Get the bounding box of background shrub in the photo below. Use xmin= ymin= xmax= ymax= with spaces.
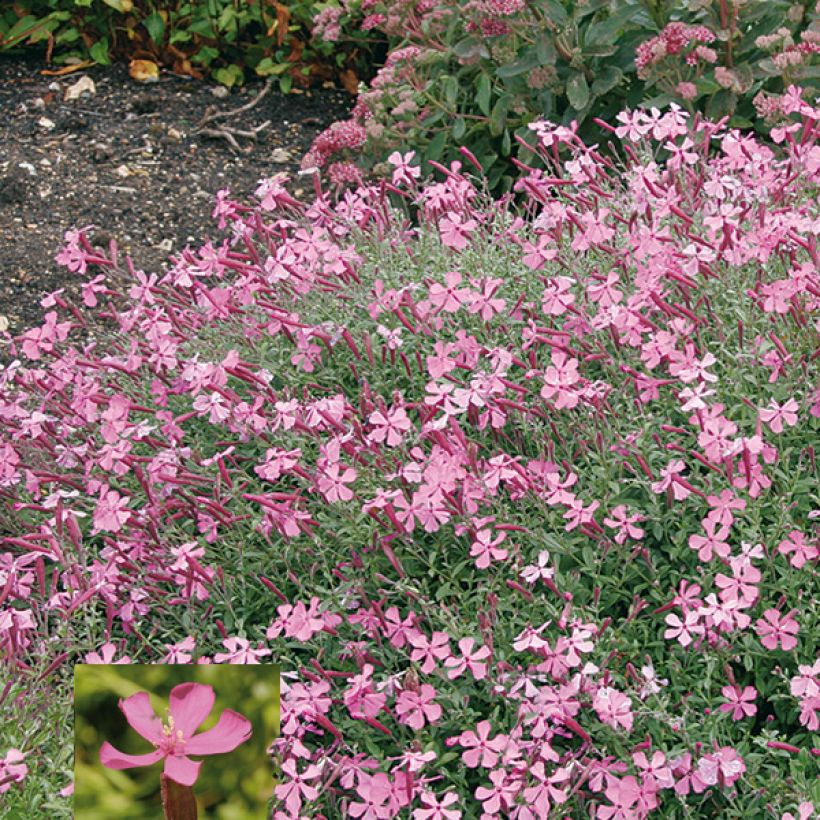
xmin=0 ymin=0 xmax=382 ymax=91
xmin=305 ymin=0 xmax=820 ymax=191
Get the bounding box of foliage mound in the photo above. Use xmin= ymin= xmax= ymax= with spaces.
xmin=1 ymin=93 xmax=819 ymax=818
xmin=305 ymin=0 xmax=820 ymax=191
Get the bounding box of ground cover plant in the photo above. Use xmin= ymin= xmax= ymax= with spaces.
xmin=0 ymin=88 xmax=819 ymax=817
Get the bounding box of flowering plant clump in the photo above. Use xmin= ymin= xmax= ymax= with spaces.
xmin=304 ymin=0 xmax=819 ymax=192
xmin=1 ymin=92 xmax=820 ymax=817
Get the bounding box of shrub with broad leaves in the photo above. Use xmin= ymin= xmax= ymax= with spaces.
xmin=305 ymin=0 xmax=820 ymax=192
xmin=1 ymin=92 xmax=819 ymax=817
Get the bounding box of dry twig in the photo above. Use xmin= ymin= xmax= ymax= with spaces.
xmin=193 ymin=79 xmax=274 ymax=153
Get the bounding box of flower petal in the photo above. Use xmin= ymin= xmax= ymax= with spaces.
xmin=169 ymin=682 xmax=215 ymax=738
xmin=184 ymin=709 xmax=252 ymax=755
xmin=119 ymin=691 xmax=163 ymax=743
xmin=164 ymin=754 xmax=201 ymax=787
xmin=100 ymin=742 xmax=163 ymax=770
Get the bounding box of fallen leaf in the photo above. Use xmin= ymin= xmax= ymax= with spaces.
xmin=339 ymin=69 xmax=359 ymax=95
xmin=129 ymin=59 xmax=160 ymax=83
xmin=64 ymin=75 xmax=96 ymax=101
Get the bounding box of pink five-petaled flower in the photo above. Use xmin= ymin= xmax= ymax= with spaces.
xmin=274 ymin=759 xmax=322 ymax=817
xmin=777 ymin=530 xmax=818 ymax=570
xmin=414 ymin=790 xmax=462 ymax=820
xmin=719 ymin=685 xmax=758 ymax=720
xmin=759 ymin=398 xmax=799 ymax=433
xmin=664 ymin=611 xmax=704 ymax=647
xmin=444 ymin=637 xmax=491 ymax=680
xmin=439 ymin=212 xmax=478 ymax=251
xmin=100 ymin=682 xmax=252 ymax=786
xmin=696 ymin=746 xmax=745 ymax=787
xmin=0 ymin=749 xmax=27 ymax=793
xmin=755 ymin=609 xmax=800 ymax=651
xmin=455 ymin=721 xmax=507 ymax=768
xmin=395 ymin=684 xmax=442 ymax=730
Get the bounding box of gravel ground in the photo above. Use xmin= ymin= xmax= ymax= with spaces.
xmin=0 ymin=55 xmax=353 ymax=338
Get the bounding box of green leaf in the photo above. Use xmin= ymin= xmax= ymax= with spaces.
xmin=539 ymin=0 xmax=568 ymax=27
xmin=425 ymin=130 xmax=447 ymax=165
xmin=453 ymin=36 xmax=490 ymax=60
xmin=585 ymin=5 xmax=643 ymax=45
xmin=101 ymin=0 xmax=133 ymax=11
xmin=501 ymin=127 xmax=511 ymax=156
xmin=489 ymin=93 xmax=511 ymax=137
xmin=452 ymin=116 xmax=467 ymax=140
xmin=443 ymin=75 xmax=459 ymax=107
xmin=187 ymin=18 xmax=216 ymax=37
xmin=89 ymin=37 xmax=110 ymax=65
xmin=495 ymin=49 xmax=540 ymax=79
xmin=535 ymin=33 xmax=556 ymax=65
xmin=213 ymin=64 xmax=244 ymax=88
xmin=591 ymin=66 xmax=622 ymax=96
xmin=256 ymin=58 xmax=290 ymax=77
xmin=142 ymin=12 xmax=165 ymax=45
xmin=476 ymin=72 xmax=492 ymax=117
xmin=566 ymin=72 xmax=589 ymax=110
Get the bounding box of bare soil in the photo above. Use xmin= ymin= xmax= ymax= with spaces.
xmin=0 ymin=55 xmax=352 ymax=337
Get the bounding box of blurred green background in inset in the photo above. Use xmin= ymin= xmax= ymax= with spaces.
xmin=74 ymin=664 xmax=280 ymax=819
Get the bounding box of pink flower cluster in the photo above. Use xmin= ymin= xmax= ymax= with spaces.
xmin=635 ymin=22 xmax=717 ymax=78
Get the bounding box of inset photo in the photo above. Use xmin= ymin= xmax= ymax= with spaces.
xmin=74 ymin=664 xmax=280 ymax=819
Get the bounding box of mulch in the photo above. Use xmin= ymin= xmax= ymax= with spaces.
xmin=0 ymin=54 xmax=353 ymax=338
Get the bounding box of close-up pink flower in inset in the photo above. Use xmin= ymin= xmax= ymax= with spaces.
xmin=100 ymin=682 xmax=252 ymax=786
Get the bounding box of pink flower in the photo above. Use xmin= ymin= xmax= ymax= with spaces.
xmin=664 ymin=611 xmax=704 ymax=647
xmin=439 ymin=212 xmax=478 ymax=251
xmin=719 ymin=685 xmax=757 ymax=720
xmin=696 ymin=746 xmax=745 ymax=787
xmin=455 ymin=721 xmax=508 ymax=768
xmin=395 ymin=684 xmax=442 ymax=730
xmin=100 ymin=682 xmax=252 ymax=786
xmin=444 ymin=637 xmax=491 ymax=680
xmin=0 ymin=749 xmax=27 ymax=793
xmin=274 ymin=759 xmax=322 ymax=816
xmin=349 ymin=772 xmax=394 ymax=819
xmin=414 ymin=791 xmax=462 ymax=820
xmin=755 ymin=609 xmax=799 ymax=651
xmin=781 ymin=802 xmax=816 ymax=820
xmin=317 ymin=463 xmax=357 ymax=503
xmin=688 ymin=517 xmax=731 ymax=562
xmin=540 ymin=350 xmax=581 ymax=410
xmin=759 ymin=398 xmax=799 ymax=433
xmin=85 ymin=642 xmax=132 ymax=664
xmin=777 ymin=530 xmax=818 ymax=569
xmin=92 ymin=487 xmax=132 ymax=534
xmin=388 ymin=150 xmax=420 ymax=187
xmin=593 ymin=686 xmax=634 ymax=731
xmin=213 ymin=637 xmax=272 ymax=664
xmin=469 ymin=528 xmax=509 ymax=569
xmin=597 ymin=775 xmax=641 ymax=819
